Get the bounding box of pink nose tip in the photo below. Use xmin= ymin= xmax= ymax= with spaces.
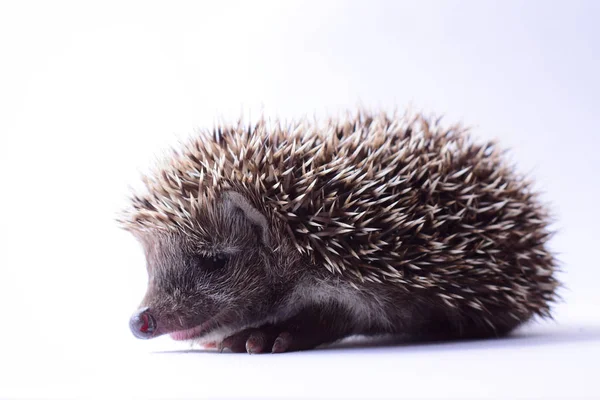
xmin=129 ymin=307 xmax=157 ymax=339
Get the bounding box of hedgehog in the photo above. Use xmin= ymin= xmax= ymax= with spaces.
xmin=120 ymin=110 xmax=558 ymax=353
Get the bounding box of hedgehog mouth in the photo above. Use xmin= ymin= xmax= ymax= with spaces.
xmin=168 ymin=312 xmax=225 ymax=341
xmin=169 ymin=324 xmax=210 ymax=341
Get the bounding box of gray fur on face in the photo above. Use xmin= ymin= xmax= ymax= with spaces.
xmin=134 ymin=197 xmax=276 ymax=338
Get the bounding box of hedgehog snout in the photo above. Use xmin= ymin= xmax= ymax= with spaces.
xmin=129 ymin=307 xmax=157 ymax=339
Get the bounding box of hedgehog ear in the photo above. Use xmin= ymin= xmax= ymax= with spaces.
xmin=223 ymin=191 xmax=271 ymax=247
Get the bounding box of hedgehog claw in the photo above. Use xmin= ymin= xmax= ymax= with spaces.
xmin=245 ymin=332 xmax=266 ymax=354
xmin=272 ymin=332 xmax=292 ymax=353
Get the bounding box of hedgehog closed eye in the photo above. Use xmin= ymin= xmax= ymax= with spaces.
xmin=121 ymin=110 xmax=559 ymax=353
xmin=196 ymin=254 xmax=228 ymax=271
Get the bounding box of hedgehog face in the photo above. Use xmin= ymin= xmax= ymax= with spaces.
xmin=128 ymin=191 xmax=277 ymax=343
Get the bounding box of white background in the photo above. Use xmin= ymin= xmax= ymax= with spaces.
xmin=1 ymin=1 xmax=599 ymax=399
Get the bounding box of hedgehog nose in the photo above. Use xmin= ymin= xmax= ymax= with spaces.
xmin=129 ymin=307 xmax=157 ymax=339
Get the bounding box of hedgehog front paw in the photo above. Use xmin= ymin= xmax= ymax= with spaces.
xmin=216 ymin=327 xmax=320 ymax=354
xmin=215 ymin=305 xmax=353 ymax=354
xmin=217 ymin=327 xmax=268 ymax=353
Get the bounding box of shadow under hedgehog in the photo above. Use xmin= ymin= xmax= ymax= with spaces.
xmin=120 ymin=111 xmax=558 ymax=354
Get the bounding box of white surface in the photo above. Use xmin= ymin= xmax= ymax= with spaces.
xmin=1 ymin=1 xmax=599 ymax=399
xmin=1 ymin=322 xmax=600 ymax=400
